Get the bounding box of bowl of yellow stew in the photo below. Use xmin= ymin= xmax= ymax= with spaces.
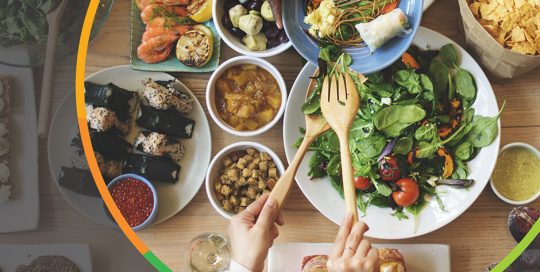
xmin=206 ymin=56 xmax=287 ymax=137
xmin=490 ymin=142 xmax=540 ymax=205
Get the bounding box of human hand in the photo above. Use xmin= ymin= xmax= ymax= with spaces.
xmin=327 ymin=214 xmax=379 ymax=272
xmin=228 ymin=194 xmax=284 ymax=272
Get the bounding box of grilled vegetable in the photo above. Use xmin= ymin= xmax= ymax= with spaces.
xmin=437 ymin=148 xmax=454 ymax=178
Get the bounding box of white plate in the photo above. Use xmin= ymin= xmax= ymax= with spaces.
xmin=268 ymin=243 xmax=450 ymax=272
xmin=0 ymin=244 xmax=92 ymax=272
xmin=48 ymin=65 xmax=212 ymax=227
xmin=282 ymin=27 xmax=500 ymax=239
xmin=0 ymin=51 xmax=39 ymax=233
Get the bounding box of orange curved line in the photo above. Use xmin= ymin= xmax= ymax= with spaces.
xmin=75 ymin=0 xmax=149 ymax=254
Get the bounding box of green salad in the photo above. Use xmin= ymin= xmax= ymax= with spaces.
xmin=296 ymin=43 xmax=503 ymax=219
xmin=0 ymin=0 xmax=86 ymax=48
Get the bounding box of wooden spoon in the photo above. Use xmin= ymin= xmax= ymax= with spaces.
xmin=269 ymin=70 xmax=330 ymax=210
xmin=320 ymin=72 xmax=360 ymax=222
xmin=37 ymin=0 xmax=67 ymax=136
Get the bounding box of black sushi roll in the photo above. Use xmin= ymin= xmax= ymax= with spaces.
xmin=136 ymin=105 xmax=195 ymax=139
xmin=134 ymin=131 xmax=185 ymax=162
xmin=86 ymin=105 xmax=131 ymax=135
xmin=141 ymin=78 xmax=195 ymax=114
xmin=58 ymin=167 xmax=100 ymax=197
xmin=71 ymin=131 xmax=132 ymax=160
xmin=84 ymin=82 xmax=136 ymax=115
xmin=123 ymin=153 xmax=180 ymax=183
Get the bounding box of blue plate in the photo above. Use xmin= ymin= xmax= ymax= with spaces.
xmin=283 ymin=0 xmax=423 ymax=74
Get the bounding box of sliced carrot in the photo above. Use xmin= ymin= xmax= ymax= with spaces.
xmin=402 ymin=52 xmax=420 ymax=69
xmin=382 ymin=0 xmax=399 ymax=14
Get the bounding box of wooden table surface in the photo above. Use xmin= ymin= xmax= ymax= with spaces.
xmin=85 ymin=0 xmax=540 ymax=271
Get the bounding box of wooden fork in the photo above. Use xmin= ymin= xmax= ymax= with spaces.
xmin=320 ymin=72 xmax=360 ymax=222
xmin=269 ymin=70 xmax=331 ymax=210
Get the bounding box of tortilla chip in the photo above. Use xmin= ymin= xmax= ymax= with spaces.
xmin=511 ymin=27 xmax=526 ymax=42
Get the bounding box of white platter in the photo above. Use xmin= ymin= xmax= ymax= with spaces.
xmin=268 ymin=243 xmax=450 ymax=272
xmin=48 ymin=65 xmax=212 ymax=227
xmin=0 ymin=51 xmax=39 ymax=233
xmin=282 ymin=27 xmax=500 ymax=239
xmin=0 ymin=244 xmax=92 ymax=272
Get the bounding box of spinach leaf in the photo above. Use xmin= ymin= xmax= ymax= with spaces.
xmin=395 ymin=70 xmax=422 ymax=94
xmin=308 ymin=151 xmax=328 ymax=178
xmin=319 ymin=45 xmax=344 ymax=63
xmin=301 ymin=77 xmax=322 ymax=114
xmin=439 ymin=44 xmax=459 ymax=67
xmin=393 ymin=137 xmax=413 ymax=155
xmin=467 ymin=102 xmax=505 ymax=148
xmin=435 ymin=195 xmax=447 ymax=211
xmin=373 ymin=105 xmax=426 ymax=137
xmin=357 ymin=134 xmax=386 ymax=158
xmin=352 ymin=158 xmax=371 ymax=176
xmin=415 ymin=141 xmax=439 ymax=158
xmin=349 ymin=119 xmax=374 ymax=139
xmin=454 ymin=141 xmax=473 ymax=161
xmin=420 ymin=74 xmax=434 ymax=92
xmin=429 ymin=58 xmax=449 ymax=100
xmin=415 ymin=124 xmax=437 ymax=142
xmin=327 ymin=154 xmax=341 ymax=176
xmin=391 ymin=210 xmax=409 ymax=220
xmin=451 ymin=159 xmax=469 ymax=179
xmin=454 ymin=68 xmax=476 ymax=103
xmin=367 ymin=193 xmax=392 ymax=208
xmin=357 ymin=193 xmax=367 ymax=214
xmin=373 ymin=180 xmax=392 ymax=197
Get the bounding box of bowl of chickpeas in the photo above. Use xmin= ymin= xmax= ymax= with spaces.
xmin=205 ymin=142 xmax=285 ymax=219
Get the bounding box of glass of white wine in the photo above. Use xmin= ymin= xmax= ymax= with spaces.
xmin=187 ymin=233 xmax=230 ymax=272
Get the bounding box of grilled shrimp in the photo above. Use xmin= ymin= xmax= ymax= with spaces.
xmin=142 ymin=25 xmax=192 ymax=42
xmin=141 ymin=4 xmax=188 ymax=24
xmin=137 ymin=32 xmax=179 ymax=63
xmin=139 ymin=0 xmax=190 ymax=10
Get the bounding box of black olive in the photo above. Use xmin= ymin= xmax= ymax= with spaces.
xmin=244 ymin=0 xmax=263 ymax=11
xmin=264 ymin=26 xmax=280 ymax=39
xmin=267 ymin=38 xmax=280 ymax=49
xmin=222 ymin=13 xmax=233 ymax=28
xmin=278 ymin=30 xmax=289 ymax=44
xmin=229 ymin=27 xmax=246 ymax=39
xmin=224 ymin=0 xmax=240 ymax=10
xmin=262 ymin=20 xmax=272 ymax=31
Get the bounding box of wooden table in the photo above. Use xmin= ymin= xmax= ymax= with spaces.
xmin=85 ymin=0 xmax=540 ymax=271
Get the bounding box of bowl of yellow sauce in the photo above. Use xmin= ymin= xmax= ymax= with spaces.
xmin=490 ymin=142 xmax=540 ymax=205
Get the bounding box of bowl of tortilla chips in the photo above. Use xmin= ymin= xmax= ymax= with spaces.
xmin=458 ymin=0 xmax=540 ymax=79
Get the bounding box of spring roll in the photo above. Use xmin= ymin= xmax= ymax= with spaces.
xmin=355 ymin=8 xmax=409 ymax=53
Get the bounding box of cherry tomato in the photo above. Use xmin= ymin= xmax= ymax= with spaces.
xmin=392 ymin=178 xmax=420 ymax=207
xmin=378 ymin=156 xmax=401 ymax=182
xmin=353 ymin=176 xmax=371 ymax=190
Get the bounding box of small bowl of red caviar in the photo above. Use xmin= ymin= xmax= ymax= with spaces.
xmin=106 ymin=173 xmax=158 ymax=231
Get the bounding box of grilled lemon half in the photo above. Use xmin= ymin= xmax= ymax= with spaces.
xmin=188 ymin=0 xmax=213 ymax=22
xmin=176 ymin=25 xmax=214 ymax=67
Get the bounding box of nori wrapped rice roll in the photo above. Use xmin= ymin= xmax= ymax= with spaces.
xmin=123 ymin=153 xmax=180 ymax=183
xmin=136 ymin=105 xmax=195 ymax=138
xmin=87 ymin=105 xmax=131 ymax=135
xmin=71 ymin=131 xmax=132 ymax=160
xmin=134 ymin=131 xmax=185 ymax=162
xmin=85 ymin=82 xmax=136 ymax=115
xmin=141 ymin=78 xmax=194 ymax=114
xmin=58 ymin=167 xmax=100 ymax=197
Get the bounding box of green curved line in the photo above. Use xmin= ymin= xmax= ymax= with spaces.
xmin=144 ymin=251 xmax=173 ymax=272
xmin=492 ymin=219 xmax=540 ymax=271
